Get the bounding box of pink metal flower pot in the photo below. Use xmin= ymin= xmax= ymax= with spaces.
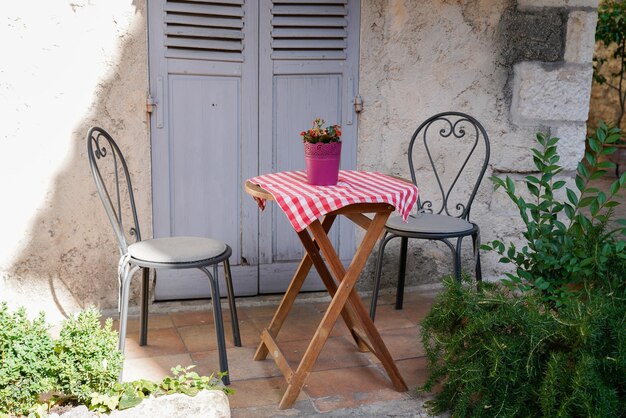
xmin=304 ymin=141 xmax=342 ymax=186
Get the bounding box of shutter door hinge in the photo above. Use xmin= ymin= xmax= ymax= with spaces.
xmin=146 ymin=94 xmax=156 ymax=114
xmin=354 ymin=95 xmax=363 ymax=113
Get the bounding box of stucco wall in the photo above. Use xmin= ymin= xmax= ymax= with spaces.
xmin=357 ymin=0 xmax=598 ymax=290
xmin=0 ymin=1 xmax=149 ymax=321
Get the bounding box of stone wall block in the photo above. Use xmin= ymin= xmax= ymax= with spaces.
xmin=552 ymin=123 xmax=587 ymax=171
xmin=564 ymin=11 xmax=598 ymax=64
xmin=518 ymin=0 xmax=599 ymax=10
xmin=511 ymin=62 xmax=593 ymax=125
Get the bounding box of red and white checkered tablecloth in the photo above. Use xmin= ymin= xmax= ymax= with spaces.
xmin=248 ymin=170 xmax=419 ymax=232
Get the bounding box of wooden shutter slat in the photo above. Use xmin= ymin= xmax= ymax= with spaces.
xmin=165 ymin=49 xmax=243 ymax=62
xmin=165 ymin=37 xmax=242 ymax=51
xmin=273 ymin=0 xmax=346 ymax=4
xmin=271 ymin=16 xmax=347 ymax=28
xmin=165 ymin=3 xmax=244 ymax=17
xmin=272 ymin=28 xmax=347 ymax=38
xmin=166 ymin=26 xmax=244 ymax=40
xmin=272 ymin=39 xmax=347 ymax=49
xmin=271 ymin=50 xmax=346 ymax=60
xmin=165 ymin=14 xmax=244 ymax=29
xmin=272 ymin=5 xmax=347 ymax=16
xmin=178 ymin=0 xmax=243 ymax=4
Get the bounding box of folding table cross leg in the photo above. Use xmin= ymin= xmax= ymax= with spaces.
xmin=252 ymin=202 xmax=409 ymax=409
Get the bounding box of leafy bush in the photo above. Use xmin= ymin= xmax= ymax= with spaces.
xmin=420 ymin=127 xmax=626 ymax=417
xmin=53 ymin=307 xmax=123 ymax=403
xmin=0 ymin=305 xmax=231 ymax=416
xmin=0 ymin=304 xmax=57 ymax=415
xmin=421 ymin=276 xmax=625 ymax=417
xmin=483 ymin=125 xmax=625 ymax=307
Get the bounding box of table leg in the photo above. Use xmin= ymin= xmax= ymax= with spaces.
xmin=297 ymin=221 xmax=369 ymax=352
xmin=254 ymin=214 xmax=338 ymax=361
xmin=308 ymin=215 xmax=408 ymax=391
xmin=279 ymin=212 xmax=407 ymax=409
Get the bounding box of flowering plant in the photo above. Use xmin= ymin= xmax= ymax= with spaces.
xmin=300 ymin=118 xmax=341 ymax=144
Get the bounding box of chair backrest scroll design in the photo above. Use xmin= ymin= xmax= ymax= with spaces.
xmin=407 ymin=112 xmax=490 ymax=220
xmin=87 ymin=127 xmax=142 ymax=254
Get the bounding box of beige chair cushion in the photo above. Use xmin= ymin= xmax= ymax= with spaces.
xmin=386 ymin=213 xmax=474 ymax=234
xmin=128 ymin=236 xmax=227 ymax=263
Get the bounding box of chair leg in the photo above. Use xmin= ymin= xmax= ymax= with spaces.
xmin=118 ymin=264 xmax=140 ymax=382
xmin=201 ymin=266 xmax=230 ymax=385
xmin=223 ymin=258 xmax=241 ymax=347
xmin=139 ymin=268 xmax=150 ymax=346
xmin=454 ymin=237 xmax=464 ymax=281
xmin=441 ymin=239 xmax=457 ymax=280
xmin=370 ymin=232 xmax=392 ymax=321
xmin=472 ymin=231 xmax=483 ymax=287
xmin=395 ymin=237 xmax=409 ymax=311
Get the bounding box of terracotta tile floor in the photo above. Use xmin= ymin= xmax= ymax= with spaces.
xmin=113 ymin=287 xmax=439 ymax=416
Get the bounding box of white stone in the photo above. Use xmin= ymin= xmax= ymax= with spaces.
xmin=565 ymin=11 xmax=598 ymax=64
xmin=108 ymin=391 xmax=230 ymax=418
xmin=552 ymin=123 xmax=587 ymax=171
xmin=518 ymin=0 xmax=599 ymax=10
xmin=511 ymin=62 xmax=593 ymax=125
xmin=58 ymin=391 xmax=231 ymax=418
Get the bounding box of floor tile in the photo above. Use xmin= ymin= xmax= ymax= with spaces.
xmin=122 ymin=327 xmax=188 ymax=359
xmin=178 ymin=318 xmax=260 ymax=352
xmin=105 ymin=313 xmax=175 ymax=333
xmin=369 ymin=304 xmax=419 ymax=330
xmin=304 ymin=365 xmax=406 ymax=412
xmin=227 ymin=377 xmax=308 ymax=409
xmin=367 ymin=326 xmax=425 ymax=362
xmin=393 ymin=356 xmax=430 ymax=390
xmin=122 ymin=353 xmax=193 ymax=382
xmin=190 ymin=347 xmax=282 ymax=381
xmin=278 ymin=336 xmax=372 ymax=372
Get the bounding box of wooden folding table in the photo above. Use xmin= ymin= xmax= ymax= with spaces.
xmin=245 ymin=178 xmax=410 ymax=409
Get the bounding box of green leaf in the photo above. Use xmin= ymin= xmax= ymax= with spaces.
xmin=553 ymin=180 xmax=566 ymax=190
xmin=527 ymin=183 xmax=540 ymax=197
xmin=566 ymin=188 xmax=578 ymax=205
xmin=118 ymin=393 xmax=143 ymax=410
xmin=506 ymin=177 xmax=515 ymax=194
xmin=575 ymin=175 xmax=585 ymax=192
xmin=579 ymin=196 xmax=595 ymax=207
xmin=578 ymin=162 xmax=590 ymax=178
xmin=590 ymin=170 xmax=608 ymax=180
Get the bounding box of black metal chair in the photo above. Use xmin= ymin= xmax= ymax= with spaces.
xmin=369 ymin=112 xmax=490 ymax=320
xmin=87 ymin=127 xmax=240 ymax=384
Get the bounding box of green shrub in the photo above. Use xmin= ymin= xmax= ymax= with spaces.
xmin=420 ymin=127 xmax=626 ymax=417
xmin=0 ymin=304 xmax=57 ymax=415
xmin=0 ymin=305 xmax=231 ymax=416
xmin=53 ymin=307 xmax=123 ymax=403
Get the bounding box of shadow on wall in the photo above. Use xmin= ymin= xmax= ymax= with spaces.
xmin=3 ymin=0 xmax=150 ymax=322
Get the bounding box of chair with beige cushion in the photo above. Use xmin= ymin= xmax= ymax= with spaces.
xmin=87 ymin=127 xmax=240 ymax=384
xmin=369 ymin=112 xmax=490 ymax=320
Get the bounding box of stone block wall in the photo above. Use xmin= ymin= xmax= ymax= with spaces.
xmin=357 ymin=0 xmax=598 ymax=290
